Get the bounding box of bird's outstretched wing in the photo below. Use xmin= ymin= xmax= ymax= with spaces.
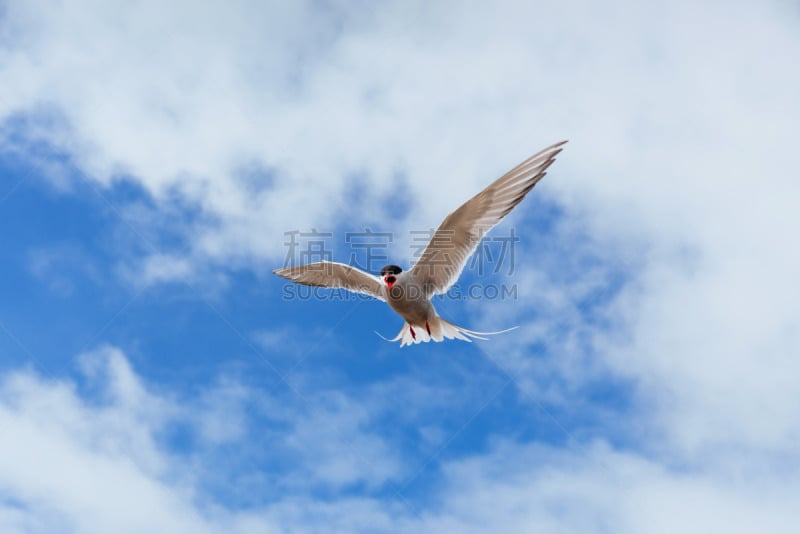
xmin=410 ymin=140 xmax=567 ymax=296
xmin=273 ymin=261 xmax=386 ymax=301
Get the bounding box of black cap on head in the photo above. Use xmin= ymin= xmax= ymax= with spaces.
xmin=380 ymin=264 xmax=403 ymax=276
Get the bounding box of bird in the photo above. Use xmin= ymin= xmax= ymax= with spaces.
xmin=273 ymin=140 xmax=567 ymax=347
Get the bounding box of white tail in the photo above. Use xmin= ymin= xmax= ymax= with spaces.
xmin=378 ymin=316 xmax=518 ymax=348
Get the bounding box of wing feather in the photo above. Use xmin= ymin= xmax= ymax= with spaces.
xmin=273 ymin=261 xmax=386 ymax=301
xmin=410 ymin=140 xmax=567 ymax=296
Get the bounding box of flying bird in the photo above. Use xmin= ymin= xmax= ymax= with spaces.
xmin=273 ymin=140 xmax=567 ymax=347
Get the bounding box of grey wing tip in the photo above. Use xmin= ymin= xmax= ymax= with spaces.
xmin=548 ymin=140 xmax=569 ymax=154
xmin=272 ymin=267 xmax=291 ymax=278
xmin=530 ymin=140 xmax=568 ymax=161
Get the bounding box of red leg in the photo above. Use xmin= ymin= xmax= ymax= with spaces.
xmin=409 ymin=326 xmax=416 ymax=340
xmin=425 ymin=320 xmax=431 ymax=336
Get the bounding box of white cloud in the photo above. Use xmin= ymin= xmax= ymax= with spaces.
xmin=3 ymin=0 xmax=800 ymax=530
xmin=0 ymin=347 xmax=214 ymax=533
xmin=282 ymin=391 xmax=404 ymax=489
xmin=0 ymin=347 xmax=407 ymax=532
xmin=2 ymin=1 xmax=795 ymax=264
xmin=406 ymin=440 xmax=800 ymax=534
xmin=3 ymin=349 xmax=797 ymax=532
xmin=192 ymin=376 xmax=250 ymax=445
xmin=132 ymin=253 xmax=194 ymax=286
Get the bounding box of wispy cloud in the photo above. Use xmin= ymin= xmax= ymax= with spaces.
xmin=2 ymin=1 xmax=794 ymax=273
xmin=27 ymin=243 xmax=101 ymax=297
xmin=2 ymin=1 xmax=800 ymax=531
xmin=2 ymin=348 xmax=799 ymax=532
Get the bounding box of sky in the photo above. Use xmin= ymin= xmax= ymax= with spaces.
xmin=1 ymin=0 xmax=800 ymax=532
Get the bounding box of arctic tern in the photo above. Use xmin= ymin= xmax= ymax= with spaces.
xmin=273 ymin=140 xmax=567 ymax=347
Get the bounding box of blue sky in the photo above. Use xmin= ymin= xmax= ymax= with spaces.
xmin=2 ymin=1 xmax=800 ymax=532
